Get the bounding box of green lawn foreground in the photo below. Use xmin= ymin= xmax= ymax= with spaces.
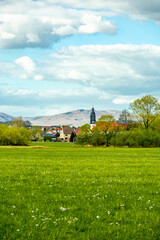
xmin=0 ymin=143 xmax=160 ymax=240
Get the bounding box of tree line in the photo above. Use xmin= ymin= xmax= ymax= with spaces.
xmin=1 ymin=95 xmax=160 ymax=146
xmin=76 ymin=95 xmax=160 ymax=147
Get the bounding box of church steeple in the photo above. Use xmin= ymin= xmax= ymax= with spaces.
xmin=90 ymin=107 xmax=96 ymax=124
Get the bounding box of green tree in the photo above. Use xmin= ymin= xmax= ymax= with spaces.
xmin=76 ymin=124 xmax=92 ymax=145
xmin=98 ymin=115 xmax=115 ymax=122
xmin=79 ymin=124 xmax=91 ymax=134
xmin=8 ymin=117 xmax=25 ymax=128
xmin=91 ymin=128 xmax=106 ymax=146
xmin=70 ymin=132 xmax=76 ymax=142
xmin=0 ymin=125 xmax=31 ymax=146
xmin=31 ymin=127 xmax=42 ymax=141
xmin=150 ymin=115 xmax=160 ymax=132
xmin=43 ymin=135 xmax=52 ymax=142
xmin=55 ymin=132 xmax=60 ymax=142
xmin=130 ymin=95 xmax=160 ymax=129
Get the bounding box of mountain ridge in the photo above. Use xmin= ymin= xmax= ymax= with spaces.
xmin=0 ymin=112 xmax=14 ymax=122
xmin=29 ymin=109 xmax=121 ymax=127
xmin=0 ymin=109 xmax=122 ymax=127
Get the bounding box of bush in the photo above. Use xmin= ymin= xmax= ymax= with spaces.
xmin=31 ymin=128 xmax=43 ymax=142
xmin=110 ymin=129 xmax=160 ymax=147
xmin=43 ymin=135 xmax=52 ymax=142
xmin=76 ymin=132 xmax=93 ymax=145
xmin=91 ymin=128 xmax=106 ymax=146
xmin=0 ymin=125 xmax=31 ymax=146
xmin=76 ymin=129 xmax=107 ymax=146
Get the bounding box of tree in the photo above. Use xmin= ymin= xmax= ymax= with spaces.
xmin=91 ymin=128 xmax=106 ymax=146
xmin=76 ymin=124 xmax=92 ymax=145
xmin=43 ymin=135 xmax=52 ymax=142
xmin=31 ymin=127 xmax=43 ymax=141
xmin=118 ymin=109 xmax=132 ymax=123
xmin=130 ymin=95 xmax=160 ymax=129
xmin=70 ymin=132 xmax=76 ymax=142
xmin=96 ymin=115 xmax=115 ymax=131
xmin=150 ymin=115 xmax=160 ymax=132
xmin=55 ymin=132 xmax=60 ymax=142
xmin=0 ymin=125 xmax=31 ymax=146
xmin=96 ymin=115 xmax=115 ymax=146
xmin=8 ymin=117 xmax=25 ymax=128
xmin=79 ymin=124 xmax=91 ymax=134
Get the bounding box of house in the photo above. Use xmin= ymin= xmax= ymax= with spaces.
xmin=43 ymin=130 xmax=56 ymax=140
xmin=61 ymin=127 xmax=75 ymax=142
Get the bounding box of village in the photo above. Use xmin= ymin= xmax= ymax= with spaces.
xmin=41 ymin=107 xmax=128 ymax=142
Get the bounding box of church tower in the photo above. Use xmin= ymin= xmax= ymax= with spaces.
xmin=90 ymin=107 xmax=96 ymax=124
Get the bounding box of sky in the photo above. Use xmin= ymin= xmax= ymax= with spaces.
xmin=1 ymin=0 xmax=160 ymax=117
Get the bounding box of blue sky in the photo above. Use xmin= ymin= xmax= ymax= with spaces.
xmin=1 ymin=0 xmax=160 ymax=117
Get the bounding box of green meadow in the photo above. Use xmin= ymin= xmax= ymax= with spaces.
xmin=0 ymin=143 xmax=160 ymax=240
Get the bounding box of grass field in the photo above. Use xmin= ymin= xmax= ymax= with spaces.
xmin=0 ymin=143 xmax=160 ymax=240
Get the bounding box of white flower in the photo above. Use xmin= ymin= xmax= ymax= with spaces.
xmin=60 ymin=207 xmax=69 ymax=211
xmin=96 ymin=216 xmax=100 ymax=219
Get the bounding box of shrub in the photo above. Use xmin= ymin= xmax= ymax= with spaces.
xmin=110 ymin=129 xmax=160 ymax=147
xmin=43 ymin=135 xmax=52 ymax=142
xmin=76 ymin=132 xmax=93 ymax=145
xmin=0 ymin=125 xmax=31 ymax=146
xmin=91 ymin=128 xmax=106 ymax=146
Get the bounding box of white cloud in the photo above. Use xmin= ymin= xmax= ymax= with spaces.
xmin=0 ymin=0 xmax=160 ymax=49
xmin=1 ymin=32 xmax=15 ymax=40
xmin=2 ymin=44 xmax=160 ymax=97
xmin=45 ymin=0 xmax=160 ymax=23
xmin=34 ymin=75 xmax=43 ymax=81
xmin=0 ymin=0 xmax=117 ymax=49
xmin=113 ymin=97 xmax=135 ymax=105
xmin=15 ymin=56 xmax=35 ymax=73
xmin=0 ymin=86 xmax=114 ymax=116
xmin=78 ymin=14 xmax=116 ymax=35
xmin=44 ymin=44 xmax=160 ymax=95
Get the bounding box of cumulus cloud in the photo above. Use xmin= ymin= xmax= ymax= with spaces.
xmin=112 ymin=96 xmax=136 ymax=105
xmin=43 ymin=44 xmax=160 ymax=95
xmin=34 ymin=75 xmax=43 ymax=81
xmin=1 ymin=44 xmax=160 ymax=97
xmin=15 ymin=56 xmax=35 ymax=73
xmin=0 ymin=0 xmax=117 ymax=49
xmin=46 ymin=0 xmax=160 ymax=23
xmin=1 ymin=0 xmax=160 ymax=49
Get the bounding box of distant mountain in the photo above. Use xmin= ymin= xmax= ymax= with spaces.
xmin=0 ymin=112 xmax=14 ymax=123
xmin=23 ymin=116 xmax=44 ymax=121
xmin=30 ymin=109 xmax=122 ymax=127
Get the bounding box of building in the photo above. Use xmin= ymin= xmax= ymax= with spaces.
xmin=90 ymin=107 xmax=96 ymax=124
xmin=61 ymin=127 xmax=75 ymax=142
xmin=43 ymin=130 xmax=56 ymax=140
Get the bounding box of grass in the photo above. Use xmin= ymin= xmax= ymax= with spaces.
xmin=0 ymin=142 xmax=160 ymax=239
